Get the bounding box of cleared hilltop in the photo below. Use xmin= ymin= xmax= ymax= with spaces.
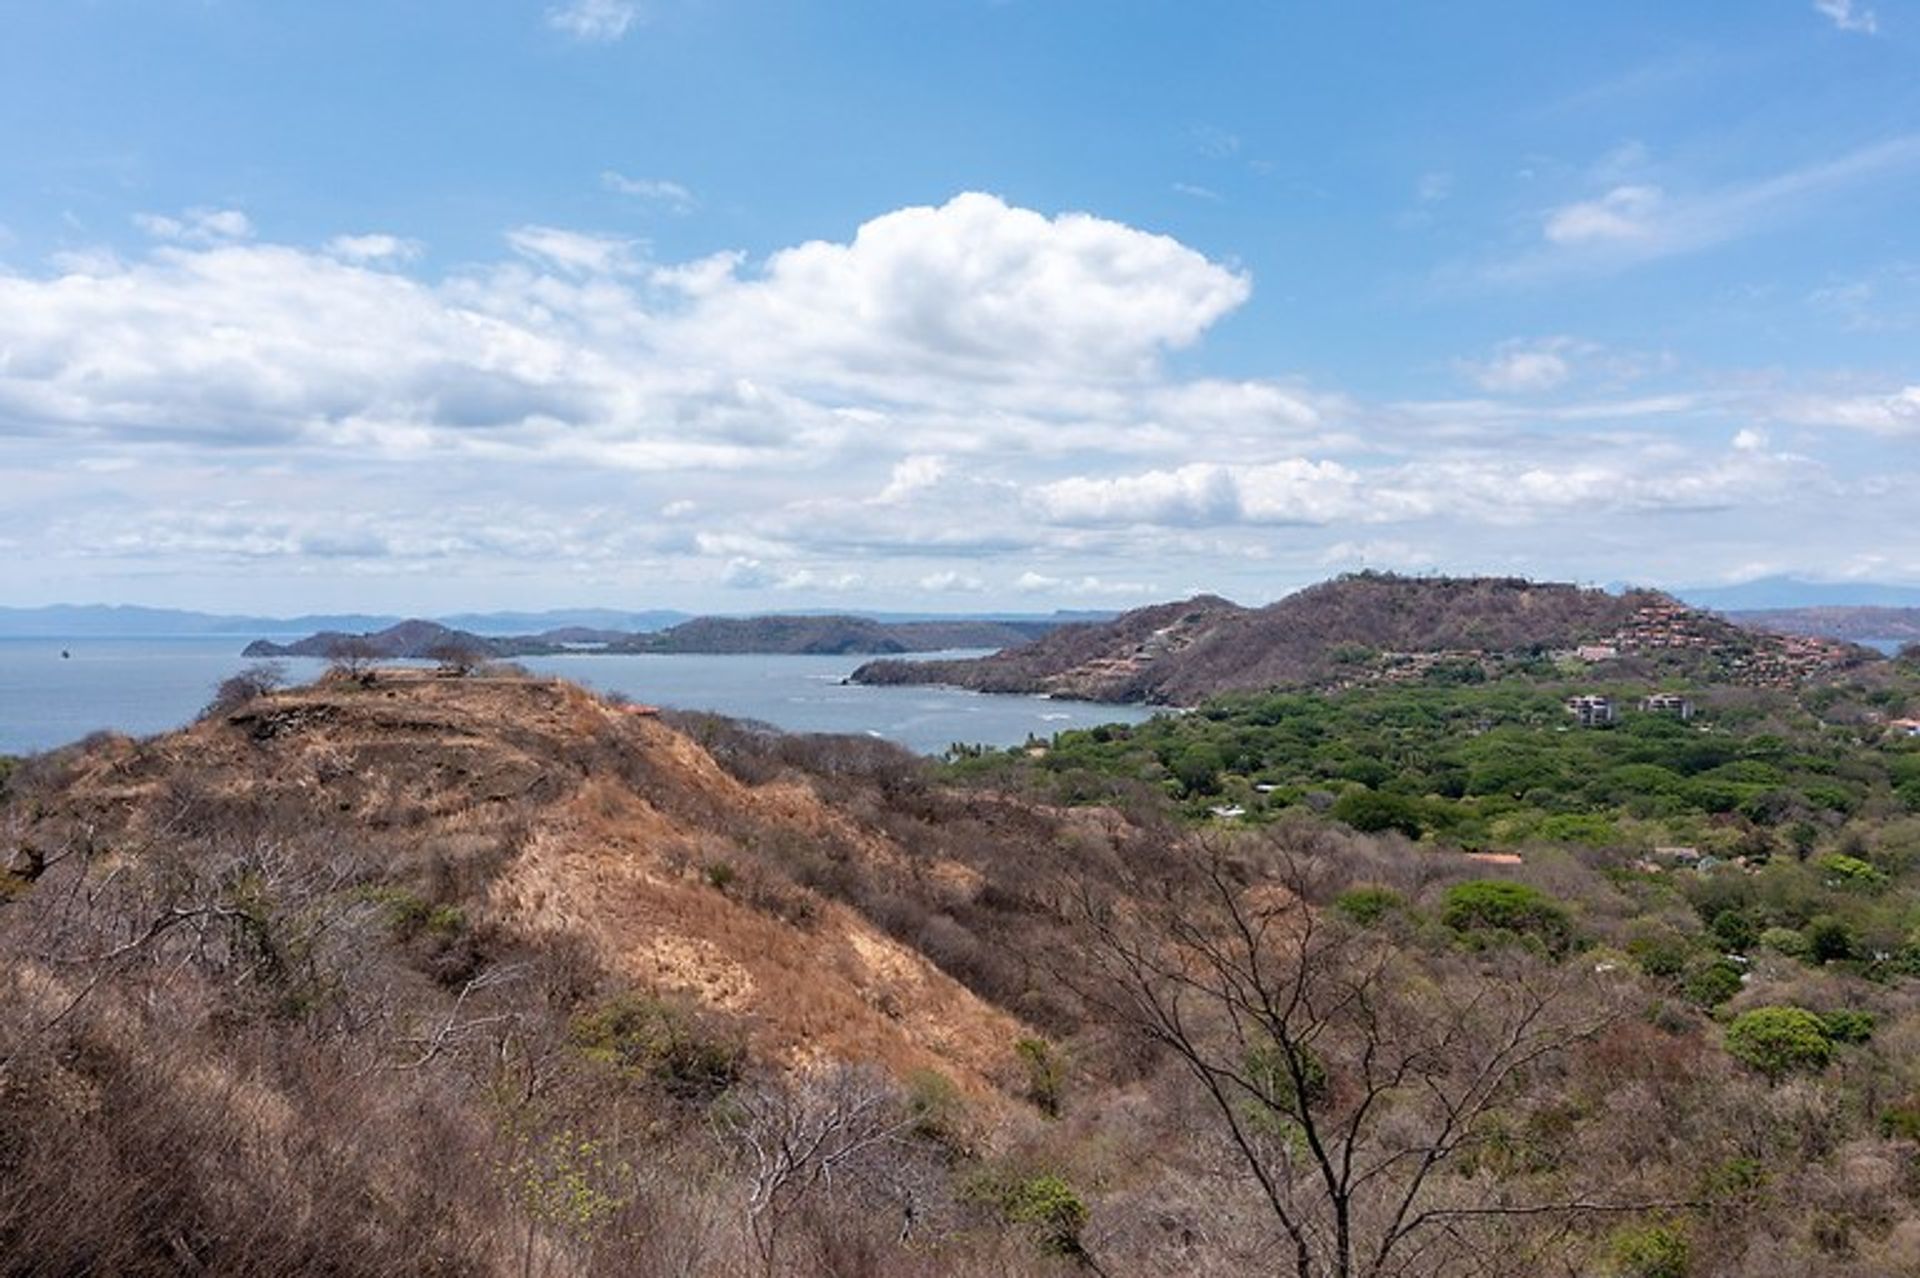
xmin=244 ymin=613 xmax=1059 ymax=660
xmin=853 ymin=573 xmax=1874 ymax=703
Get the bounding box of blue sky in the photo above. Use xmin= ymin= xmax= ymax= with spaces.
xmin=1 ymin=0 xmax=1916 ymax=613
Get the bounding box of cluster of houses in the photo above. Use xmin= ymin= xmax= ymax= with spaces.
xmin=1571 ymin=601 xmax=1859 ymax=690
xmin=1564 ymin=692 xmax=1696 ymax=728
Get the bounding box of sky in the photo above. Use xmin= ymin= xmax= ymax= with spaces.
xmin=1 ymin=0 xmax=1917 ymax=615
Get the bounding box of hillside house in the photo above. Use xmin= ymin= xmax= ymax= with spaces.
xmin=1641 ymin=693 xmax=1695 ymax=721
xmin=1566 ymin=694 xmax=1616 ymax=728
xmin=1575 ymin=644 xmax=1619 ymax=662
xmin=1892 ymin=718 xmax=1920 ymax=738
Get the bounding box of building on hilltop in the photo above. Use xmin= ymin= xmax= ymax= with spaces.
xmin=1566 ymin=694 xmax=1616 ymax=728
xmin=1640 ymin=693 xmax=1695 ymax=721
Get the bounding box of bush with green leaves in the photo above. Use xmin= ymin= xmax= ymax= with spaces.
xmin=1334 ymin=885 xmax=1404 ymax=926
xmin=1014 ymin=1036 xmax=1067 ymax=1118
xmin=1724 ymin=1006 xmax=1835 ymax=1081
xmin=1607 ymin=1222 xmax=1689 ymax=1278
xmin=1682 ymin=959 xmax=1744 ymax=1008
xmin=1441 ymin=880 xmax=1573 ymax=955
xmin=570 ymin=994 xmax=745 ymax=1100
xmin=1819 ymin=1009 xmax=1876 ymax=1044
xmin=994 ymin=1173 xmax=1090 ymax=1258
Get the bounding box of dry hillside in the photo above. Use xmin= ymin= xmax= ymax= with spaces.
xmin=854 ymin=573 xmax=1873 ymax=703
xmin=6 ymin=671 xmax=1034 ymax=1093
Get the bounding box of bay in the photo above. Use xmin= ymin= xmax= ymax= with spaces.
xmin=0 ymin=637 xmax=1151 ymax=758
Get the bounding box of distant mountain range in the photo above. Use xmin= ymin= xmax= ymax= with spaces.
xmin=0 ymin=604 xmax=692 ymax=638
xmin=1675 ymin=577 xmax=1920 ymax=610
xmin=853 ymin=573 xmax=1878 ymax=704
xmin=1728 ymin=606 xmax=1920 ymax=645
xmin=0 ymin=604 xmax=1110 ymax=640
xmin=241 ymin=614 xmax=1070 ymax=660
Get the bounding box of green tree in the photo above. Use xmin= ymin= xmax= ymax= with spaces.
xmin=1330 ymin=789 xmax=1425 ymax=839
xmin=1724 ymin=1006 xmax=1834 ymax=1081
xmin=1441 ymin=880 xmax=1574 ymax=955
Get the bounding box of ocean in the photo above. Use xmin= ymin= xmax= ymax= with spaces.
xmin=0 ymin=637 xmax=1153 ymax=758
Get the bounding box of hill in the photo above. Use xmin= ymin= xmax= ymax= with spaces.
xmin=853 ymin=573 xmax=1874 ymax=703
xmin=7 ymin=665 xmax=1920 ymax=1273
xmin=620 ymin=613 xmax=1052 ymax=655
xmin=1732 ymin=605 xmax=1920 ymax=645
xmin=243 ymin=614 xmax=1058 ymax=660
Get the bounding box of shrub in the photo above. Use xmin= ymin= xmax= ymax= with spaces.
xmin=1608 ymin=1222 xmax=1690 ymax=1278
xmin=991 ymin=1173 xmax=1091 ymax=1258
xmin=1759 ymin=926 xmax=1809 ymax=958
xmin=1682 ymin=959 xmax=1743 ymax=1008
xmin=1805 ymin=915 xmax=1857 ymax=964
xmin=1724 ymin=1006 xmax=1834 ymax=1081
xmin=1014 ymin=1036 xmax=1066 ymax=1118
xmin=903 ymin=1069 xmax=969 ymax=1151
xmin=1818 ymin=1009 xmax=1876 ymax=1044
xmin=1334 ymin=885 xmax=1404 ymax=926
xmin=1709 ymin=909 xmax=1757 ymax=952
xmin=1441 ymin=880 xmax=1573 ymax=955
xmin=570 ymin=994 xmax=745 ymax=1100
xmin=1815 ymin=853 xmax=1886 ymax=890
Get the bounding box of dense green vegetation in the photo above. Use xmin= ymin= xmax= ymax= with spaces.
xmin=954 ymin=675 xmax=1920 ymax=857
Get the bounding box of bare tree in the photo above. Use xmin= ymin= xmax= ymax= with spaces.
xmin=328 ymin=636 xmax=381 ymax=680
xmin=428 ymin=639 xmax=488 ymax=678
xmin=1068 ymin=832 xmax=1648 ymax=1278
xmin=202 ymin=659 xmax=289 ymax=719
xmin=712 ymin=1062 xmax=917 ymax=1276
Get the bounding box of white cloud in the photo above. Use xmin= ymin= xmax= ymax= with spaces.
xmin=720 ymin=557 xmax=860 ymax=591
xmin=1543 ymin=185 xmax=1663 ymax=244
xmin=1416 ymin=172 xmax=1453 ymax=203
xmin=919 ymin=570 xmax=985 ymax=593
xmin=1014 ymin=571 xmax=1158 ymax=598
xmin=504 ymin=225 xmax=642 ymax=276
xmin=1034 ymin=460 xmax=1401 ymax=528
xmin=1457 ymin=337 xmax=1585 ymax=394
xmin=1815 ymin=0 xmax=1878 ymax=34
xmin=601 ymin=172 xmax=696 ymax=212
xmin=1172 ymin=182 xmax=1223 ymax=202
xmin=662 ymin=192 xmax=1250 ymax=389
xmin=133 ymin=207 xmax=254 ymax=244
xmin=1 ymin=190 xmax=1904 ymax=607
xmin=325 ymin=233 xmax=423 ymax=264
xmin=1473 ymin=136 xmax=1920 ymax=283
xmin=1773 ymin=385 xmax=1920 ymax=434
xmin=878 ymin=455 xmax=950 ymax=503
xmin=547 ymin=0 xmax=638 ymax=42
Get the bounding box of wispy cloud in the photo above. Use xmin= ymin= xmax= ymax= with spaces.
xmin=504 ymin=225 xmax=642 ymax=274
xmin=132 ymin=207 xmax=253 ymax=244
xmin=325 ymin=233 xmax=423 ymax=264
xmin=1815 ymin=0 xmax=1879 ymax=34
xmin=1171 ymin=182 xmax=1223 ymax=203
xmin=1455 ymin=338 xmax=1584 ymax=394
xmin=1542 ymin=184 xmax=1663 ymax=245
xmin=601 ymin=171 xmax=696 ymax=212
xmin=546 ymin=0 xmax=639 ymax=43
xmin=1470 ymin=135 xmax=1920 ymax=284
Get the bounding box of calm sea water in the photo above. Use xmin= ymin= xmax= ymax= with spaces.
xmin=0 ymin=637 xmax=1151 ymax=758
